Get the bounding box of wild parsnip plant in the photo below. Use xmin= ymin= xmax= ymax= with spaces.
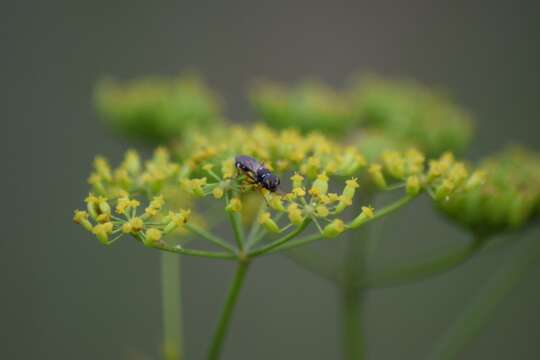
xmin=74 ymin=73 xmax=540 ymax=360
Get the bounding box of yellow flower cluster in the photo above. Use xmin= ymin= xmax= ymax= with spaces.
xmin=74 ymin=192 xmax=191 ymax=246
xmin=367 ymin=149 xmax=483 ymax=202
xmin=74 ymin=124 xmax=485 ymax=252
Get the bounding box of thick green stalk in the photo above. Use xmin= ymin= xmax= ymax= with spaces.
xmin=342 ymin=286 xmax=364 ymax=360
xmin=341 ymin=253 xmax=366 ymax=360
xmin=341 ymin=193 xmax=372 ymax=360
xmin=208 ymin=261 xmax=250 ymax=360
xmin=161 ymin=253 xmax=183 ymax=360
xmin=428 ymin=231 xmax=540 ymax=360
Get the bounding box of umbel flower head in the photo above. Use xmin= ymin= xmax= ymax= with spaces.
xmin=74 ymin=124 xmax=483 ymax=258
xmin=95 ymin=73 xmax=223 ymax=144
xmin=250 ymin=80 xmax=356 ymax=135
xmin=348 ymin=74 xmax=473 ymax=157
xmin=436 ymin=147 xmax=540 ymax=237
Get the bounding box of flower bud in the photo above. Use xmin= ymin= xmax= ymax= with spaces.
xmin=144 ymin=228 xmax=162 ymax=245
xmin=310 ymin=173 xmax=329 ymax=197
xmin=315 ymin=205 xmax=330 ymax=218
xmin=287 ymin=204 xmax=304 ymax=225
xmin=221 ymin=159 xmax=235 ymax=179
xmin=128 ymin=217 xmax=144 ymax=232
xmin=144 ymin=195 xmax=165 ymax=217
xmin=427 ymin=160 xmax=444 ymax=182
xmin=342 ymin=178 xmax=359 ymax=200
xmin=191 ymin=178 xmax=207 ymax=197
xmin=212 ymin=187 xmax=224 ymax=199
xmin=406 ymin=175 xmax=421 ymax=196
xmin=465 ymin=170 xmax=486 ymax=190
xmin=123 ymin=150 xmax=141 ymax=174
xmin=435 ymin=179 xmax=455 ymax=201
xmin=163 ymin=209 xmax=191 ymax=235
xmin=336 ymin=148 xmax=367 ymax=175
xmin=405 ymin=149 xmax=425 ymax=174
xmin=301 ymin=157 xmax=321 ymax=179
xmin=226 ymin=198 xmax=242 ymax=212
xmin=322 ymin=219 xmax=345 ymax=238
xmin=334 ymin=195 xmax=353 ymax=214
xmin=268 ymin=194 xmax=286 ymax=212
xmin=85 ymin=194 xmax=99 ymax=219
xmin=448 ymin=163 xmax=468 ymax=186
xmin=94 ymin=156 xmax=112 ymax=181
xmin=73 ymin=210 xmax=93 ymax=232
xmin=292 ymin=187 xmax=306 ymax=197
xmin=93 ymin=222 xmax=113 ymax=245
xmin=382 ymin=151 xmax=405 ymax=178
xmin=113 ymin=168 xmax=131 ymax=189
xmin=258 ymin=212 xmax=281 ymax=233
xmin=116 ymin=196 xmax=140 ymax=215
xmin=121 ymin=222 xmax=132 ymax=234
xmin=290 ymin=173 xmax=304 ymax=189
xmin=350 ymin=206 xmax=375 ymax=228
xmin=368 ymin=164 xmax=387 ymax=189
xmin=96 ymin=213 xmax=111 ymax=223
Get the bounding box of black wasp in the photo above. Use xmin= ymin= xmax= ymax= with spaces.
xmin=235 ymin=155 xmax=280 ymax=192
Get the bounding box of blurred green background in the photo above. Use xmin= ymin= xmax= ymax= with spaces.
xmin=3 ymin=1 xmax=540 ymax=359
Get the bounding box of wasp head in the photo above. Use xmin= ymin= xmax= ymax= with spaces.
xmin=257 ymin=170 xmax=280 ymax=192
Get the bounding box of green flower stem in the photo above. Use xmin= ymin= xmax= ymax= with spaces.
xmin=245 ymin=220 xmax=262 ymax=249
xmin=226 ymin=193 xmax=245 ymax=251
xmin=270 ymin=233 xmax=323 ymax=253
xmin=154 ymin=243 xmax=237 ymax=260
xmin=345 ymin=195 xmax=416 ymax=229
xmin=161 ymin=253 xmax=183 ymax=360
xmin=244 ymin=202 xmax=266 ymax=250
xmin=266 ymin=195 xmax=416 ymax=254
xmin=248 ymin=219 xmax=311 ymax=257
xmin=342 ymin=286 xmax=365 ymax=360
xmin=341 ymin=194 xmax=372 ymax=360
xmin=366 ymin=236 xmax=486 ymax=289
xmin=427 ymin=231 xmax=540 ymax=360
xmin=208 ymin=261 xmax=250 ymax=360
xmin=229 ymin=212 xmax=245 ymax=251
xmin=185 ymin=223 xmax=236 ymax=253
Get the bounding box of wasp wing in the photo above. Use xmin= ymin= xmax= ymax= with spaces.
xmin=235 ymin=155 xmax=262 ymax=174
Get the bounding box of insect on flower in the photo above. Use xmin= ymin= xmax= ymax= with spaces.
xmin=235 ymin=155 xmax=280 ymax=192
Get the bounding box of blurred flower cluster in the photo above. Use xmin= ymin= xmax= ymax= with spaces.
xmin=250 ymin=80 xmax=356 ymax=135
xmin=349 ymin=75 xmax=473 ymax=157
xmin=95 ymin=73 xmax=222 ymax=144
xmin=250 ymin=75 xmax=473 ymax=157
xmin=437 ymin=147 xmax=540 ymax=237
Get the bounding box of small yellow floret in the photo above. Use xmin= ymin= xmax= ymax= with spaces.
xmin=212 ymin=187 xmax=224 ymax=199
xmin=145 ymin=228 xmax=162 ymax=243
xmin=226 ymin=198 xmax=242 ymax=212
xmin=322 ymin=219 xmax=345 ymax=238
